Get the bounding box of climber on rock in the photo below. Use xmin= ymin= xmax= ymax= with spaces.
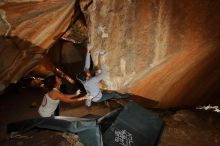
xmin=76 ymin=46 xmax=131 ymax=107
xmin=76 ymin=46 xmax=106 ymax=106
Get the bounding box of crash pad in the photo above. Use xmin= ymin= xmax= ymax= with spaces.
xmin=103 ymin=101 xmax=164 ymax=146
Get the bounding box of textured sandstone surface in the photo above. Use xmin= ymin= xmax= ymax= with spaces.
xmin=0 ymin=0 xmax=76 ymax=92
xmin=85 ymin=0 xmax=220 ymax=107
xmin=0 ymin=0 xmax=220 ymax=107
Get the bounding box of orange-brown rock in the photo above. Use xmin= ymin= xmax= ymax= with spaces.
xmin=0 ymin=0 xmax=76 ymax=92
xmin=1 ymin=0 xmax=220 ymax=108
xmin=84 ymin=0 xmax=220 ymax=107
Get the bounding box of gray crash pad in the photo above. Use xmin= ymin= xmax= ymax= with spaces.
xmin=103 ymin=101 xmax=164 ymax=146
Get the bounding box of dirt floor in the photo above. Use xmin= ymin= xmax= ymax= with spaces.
xmin=0 ymin=86 xmax=220 ymax=146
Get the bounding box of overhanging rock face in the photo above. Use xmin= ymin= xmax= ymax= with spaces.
xmin=0 ymin=0 xmax=76 ymax=92
xmin=84 ymin=0 xmax=220 ymax=107
xmin=1 ymin=0 xmax=220 ymax=108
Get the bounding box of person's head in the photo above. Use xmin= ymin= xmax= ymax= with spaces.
xmin=77 ymin=70 xmax=92 ymax=81
xmin=44 ymin=75 xmax=62 ymax=90
xmin=85 ymin=70 xmax=91 ymax=79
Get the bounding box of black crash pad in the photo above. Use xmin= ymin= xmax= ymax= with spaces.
xmin=103 ymin=101 xmax=164 ymax=146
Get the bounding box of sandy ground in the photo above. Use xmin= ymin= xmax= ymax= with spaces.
xmin=0 ymin=86 xmax=220 ymax=146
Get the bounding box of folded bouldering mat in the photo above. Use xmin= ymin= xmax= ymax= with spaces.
xmin=102 ymin=101 xmax=164 ymax=146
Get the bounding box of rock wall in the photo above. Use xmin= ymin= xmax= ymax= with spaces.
xmin=85 ymin=0 xmax=220 ymax=107
xmin=0 ymin=0 xmax=76 ymax=92
xmin=1 ymin=0 xmax=220 ymax=108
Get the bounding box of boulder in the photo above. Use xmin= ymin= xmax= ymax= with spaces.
xmin=0 ymin=0 xmax=76 ymax=92
xmin=84 ymin=0 xmax=220 ymax=107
